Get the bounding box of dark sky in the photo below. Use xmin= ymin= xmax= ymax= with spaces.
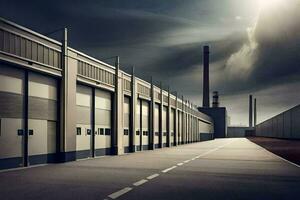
xmin=1 ymin=0 xmax=299 ymax=125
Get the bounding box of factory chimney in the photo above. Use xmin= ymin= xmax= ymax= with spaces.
xmin=202 ymin=46 xmax=210 ymax=107
xmin=212 ymin=91 xmax=219 ymax=108
xmin=249 ymin=95 xmax=253 ymax=128
xmin=254 ymin=98 xmax=257 ymax=126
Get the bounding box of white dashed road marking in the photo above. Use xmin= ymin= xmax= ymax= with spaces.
xmin=147 ymin=174 xmax=159 ymax=180
xmin=108 ymin=187 xmax=132 ymax=199
xmin=162 ymin=166 xmax=177 ymax=173
xmin=105 ymin=140 xmax=236 ymax=199
xmin=133 ymin=179 xmax=148 ymax=186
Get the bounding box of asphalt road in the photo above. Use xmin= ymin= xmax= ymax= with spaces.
xmin=0 ymin=138 xmax=299 ymax=200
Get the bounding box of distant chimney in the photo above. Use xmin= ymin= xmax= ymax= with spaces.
xmin=212 ymin=91 xmax=219 ymax=108
xmin=202 ymin=46 xmax=210 ymax=108
xmin=254 ymin=98 xmax=257 ymax=126
xmin=249 ymin=95 xmax=253 ymax=128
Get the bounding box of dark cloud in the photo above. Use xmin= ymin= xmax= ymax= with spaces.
xmin=0 ymin=0 xmax=299 ymax=125
xmin=221 ymin=0 xmax=300 ymax=94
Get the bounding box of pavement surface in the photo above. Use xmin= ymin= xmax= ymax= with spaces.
xmin=248 ymin=136 xmax=300 ymax=165
xmin=0 ymin=138 xmax=299 ymax=200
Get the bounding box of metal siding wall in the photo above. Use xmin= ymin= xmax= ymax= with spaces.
xmin=291 ymin=106 xmax=300 ymax=139
xmin=283 ymin=111 xmax=291 ymax=138
xmin=256 ymin=105 xmax=300 ymax=139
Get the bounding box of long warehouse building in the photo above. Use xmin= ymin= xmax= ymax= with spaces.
xmin=0 ymin=18 xmax=214 ymax=170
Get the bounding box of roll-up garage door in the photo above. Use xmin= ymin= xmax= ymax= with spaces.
xmin=141 ymin=100 xmax=149 ymax=150
xmin=123 ymin=97 xmax=130 ymax=153
xmin=162 ymin=106 xmax=167 ymax=147
xmin=154 ymin=104 xmax=160 ymax=148
xmin=0 ymin=65 xmax=59 ymax=169
xmin=76 ymin=85 xmax=92 ymax=159
xmin=28 ymin=72 xmax=58 ymax=164
xmin=170 ymin=109 xmax=175 ymax=146
xmin=0 ymin=65 xmax=25 ymax=169
xmin=135 ymin=100 xmax=141 ymax=151
xmin=178 ymin=111 xmax=182 ymax=145
xmin=95 ymin=89 xmax=112 ymax=156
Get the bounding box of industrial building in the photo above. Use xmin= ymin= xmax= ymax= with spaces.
xmin=0 ymin=18 xmax=214 ymax=170
xmin=255 ymin=104 xmax=300 ymax=139
xmin=198 ymin=46 xmax=228 ymax=139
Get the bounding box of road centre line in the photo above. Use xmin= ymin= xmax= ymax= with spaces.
xmin=108 ymin=187 xmax=132 ymax=199
xmin=133 ymin=179 xmax=148 ymax=186
xmin=105 ymin=140 xmax=236 ymax=199
xmin=162 ymin=166 xmax=177 ymax=173
xmin=147 ymin=174 xmax=159 ymax=180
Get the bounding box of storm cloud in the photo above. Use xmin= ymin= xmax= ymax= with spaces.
xmin=0 ymin=0 xmax=299 ymax=125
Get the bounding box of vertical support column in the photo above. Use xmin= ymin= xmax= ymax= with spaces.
xmin=186 ymin=101 xmax=189 ymax=143
xmin=61 ymin=28 xmax=77 ymax=162
xmin=23 ymin=71 xmax=29 ymax=167
xmin=159 ymin=82 xmax=163 ymax=148
xmin=167 ymin=86 xmax=171 ymax=147
xmin=254 ymin=98 xmax=257 ymax=127
xmin=174 ymin=92 xmax=178 ymax=146
xmin=112 ymin=56 xmax=120 ymax=155
xmin=191 ymin=114 xmax=193 ymax=143
xmin=91 ymin=88 xmax=95 ymax=157
xmin=149 ymin=77 xmax=155 ymax=150
xmin=181 ymin=96 xmax=184 ymax=145
xmin=129 ymin=67 xmax=136 ymax=153
xmin=139 ymin=99 xmax=142 ymax=150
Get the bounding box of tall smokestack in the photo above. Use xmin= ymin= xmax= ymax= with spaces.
xmin=254 ymin=98 xmax=257 ymax=126
xmin=249 ymin=95 xmax=253 ymax=128
xmin=202 ymin=45 xmax=210 ymax=107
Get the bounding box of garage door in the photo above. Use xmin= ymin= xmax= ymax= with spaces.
xmin=95 ymin=89 xmax=112 ymax=156
xmin=154 ymin=104 xmax=160 ymax=148
xmin=141 ymin=100 xmax=149 ymax=150
xmin=162 ymin=106 xmax=167 ymax=147
xmin=76 ymin=85 xmax=92 ymax=159
xmin=123 ymin=97 xmax=130 ymax=153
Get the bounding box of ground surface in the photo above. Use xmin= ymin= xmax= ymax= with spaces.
xmin=248 ymin=136 xmax=300 ymax=165
xmin=0 ymin=138 xmax=299 ymax=200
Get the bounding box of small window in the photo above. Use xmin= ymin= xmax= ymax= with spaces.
xmin=124 ymin=129 xmax=129 ymax=135
xmin=105 ymin=128 xmax=111 ymax=135
xmin=76 ymin=127 xmax=81 ymax=135
xmin=87 ymin=129 xmax=91 ymax=135
xmin=136 ymin=130 xmax=140 ymax=135
xmin=155 ymin=132 xmax=159 ymax=136
xmin=98 ymin=128 xmax=104 ymax=135
xmin=143 ymin=131 xmax=148 ymax=136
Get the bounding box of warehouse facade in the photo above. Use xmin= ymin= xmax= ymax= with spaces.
xmin=0 ymin=18 xmax=214 ymax=170
xmin=255 ymin=105 xmax=300 ymax=139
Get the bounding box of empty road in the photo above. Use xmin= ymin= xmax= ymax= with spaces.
xmin=0 ymin=138 xmax=299 ymax=200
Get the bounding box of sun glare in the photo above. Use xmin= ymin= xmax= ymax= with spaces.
xmin=258 ymin=0 xmax=285 ymax=9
